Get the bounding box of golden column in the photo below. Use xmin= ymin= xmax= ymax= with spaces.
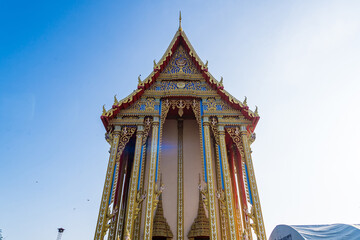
xmin=94 ymin=127 xmax=136 ymax=240
xmin=229 ymin=145 xmax=245 ymax=239
xmin=94 ymin=132 xmax=120 ymax=240
xmin=133 ymin=117 xmax=152 ymax=240
xmin=123 ymin=124 xmax=145 ymax=239
xmin=217 ymin=125 xmax=237 ymax=240
xmin=143 ymin=117 xmax=160 ymax=240
xmin=202 ymin=117 xmax=219 ymax=240
xmin=240 ymin=126 xmax=266 ymax=240
xmin=177 ymin=119 xmax=184 ymax=240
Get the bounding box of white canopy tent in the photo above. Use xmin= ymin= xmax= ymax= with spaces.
xmin=269 ymin=224 xmax=360 ymax=240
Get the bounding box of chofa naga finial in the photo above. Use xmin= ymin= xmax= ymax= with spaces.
xmin=102 ymin=104 xmax=106 ymax=115
xmin=114 ymin=95 xmax=119 ymax=105
xmin=255 ymin=105 xmax=258 ymax=115
xmin=220 ymin=76 xmax=223 ymax=85
xmin=138 ymin=74 xmax=141 ymax=84
xmin=243 ymin=96 xmax=247 ymax=106
xmin=179 ymin=11 xmax=182 ymax=31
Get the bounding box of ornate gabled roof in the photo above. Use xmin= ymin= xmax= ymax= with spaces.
xmin=101 ymin=23 xmax=260 ymax=130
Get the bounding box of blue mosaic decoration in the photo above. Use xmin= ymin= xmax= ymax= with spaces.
xmin=126 ymin=97 xmax=158 ymax=112
xmin=162 ymin=45 xmax=200 ymax=74
xmin=149 ymin=81 xmax=211 ymax=91
xmin=202 ymin=97 xmax=232 ymax=112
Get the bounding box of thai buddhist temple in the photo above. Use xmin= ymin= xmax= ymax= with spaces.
xmin=94 ymin=14 xmax=266 ymax=240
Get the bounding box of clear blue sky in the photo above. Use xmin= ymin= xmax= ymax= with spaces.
xmin=1 ymin=1 xmax=360 ymax=239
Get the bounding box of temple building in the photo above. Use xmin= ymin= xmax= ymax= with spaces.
xmin=94 ymin=15 xmax=266 ymax=240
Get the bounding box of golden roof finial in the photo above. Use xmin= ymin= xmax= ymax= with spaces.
xmin=243 ymin=96 xmax=247 ymax=106
xmin=114 ymin=95 xmax=119 ymax=105
xmin=179 ymin=11 xmax=182 ymax=31
xmin=255 ymin=105 xmax=258 ymax=115
xmin=102 ymin=104 xmax=106 ymax=115
xmin=138 ymin=74 xmax=141 ymax=84
xmin=153 ymin=59 xmax=157 ymax=68
xmin=220 ymin=76 xmax=223 ymax=85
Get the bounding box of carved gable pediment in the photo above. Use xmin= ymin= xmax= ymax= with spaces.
xmin=162 ymin=45 xmax=200 ymax=75
xmin=159 ymin=45 xmax=202 ymax=80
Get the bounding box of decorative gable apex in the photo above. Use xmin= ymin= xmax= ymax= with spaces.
xmin=162 ymin=45 xmax=200 ymax=75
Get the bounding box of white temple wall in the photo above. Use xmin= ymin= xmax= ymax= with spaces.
xmin=161 ymin=119 xmax=178 ymax=237
xmin=183 ymin=119 xmax=202 ymax=239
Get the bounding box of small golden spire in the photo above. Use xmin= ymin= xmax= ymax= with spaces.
xmin=188 ymin=180 xmax=210 ymax=239
xmin=179 ymin=11 xmax=182 ymax=31
xmin=114 ymin=95 xmax=119 ymax=105
xmin=102 ymin=104 xmax=106 ymax=115
xmin=152 ymin=179 xmax=173 ymax=239
xmin=138 ymin=74 xmax=141 ymax=84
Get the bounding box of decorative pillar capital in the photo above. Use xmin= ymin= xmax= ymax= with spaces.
xmin=114 ymin=125 xmax=122 ymax=132
xmin=136 ymin=124 xmax=144 ymax=133
xmin=217 ymin=124 xmax=226 ymax=134
xmin=203 ymin=117 xmax=210 ymax=127
xmin=239 ymin=125 xmax=249 ymax=136
xmin=153 ymin=116 xmax=160 ymax=124
xmin=111 ymin=131 xmax=120 ymax=137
